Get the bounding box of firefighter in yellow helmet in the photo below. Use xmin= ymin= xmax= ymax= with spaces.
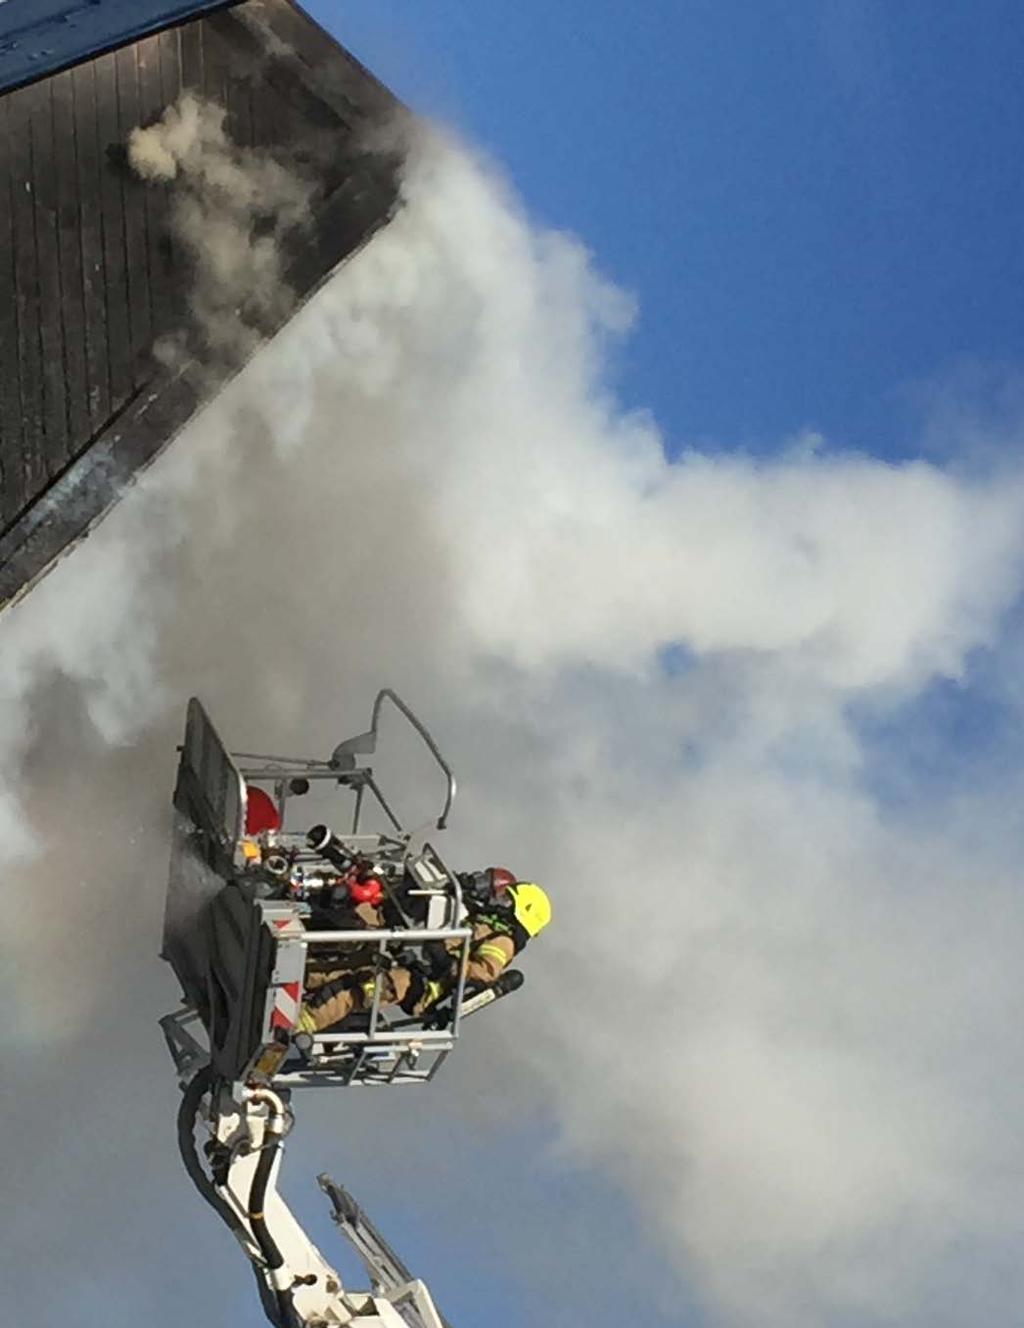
xmin=298 ymin=871 xmax=551 ymax=1034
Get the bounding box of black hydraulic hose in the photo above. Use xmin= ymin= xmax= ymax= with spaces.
xmin=176 ymin=1068 xmax=284 ymax=1327
xmin=247 ymin=1130 xmax=284 ymax=1269
xmin=246 ymin=1089 xmax=300 ymax=1328
xmin=177 ymin=1067 xmax=245 ymax=1241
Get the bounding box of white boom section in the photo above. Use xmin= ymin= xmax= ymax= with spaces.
xmin=318 ymin=1177 xmax=455 ymax=1328
xmin=182 ymin=1079 xmax=447 ymax=1328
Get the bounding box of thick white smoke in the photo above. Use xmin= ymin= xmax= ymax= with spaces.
xmin=129 ymin=92 xmax=312 ymax=364
xmin=4 ymin=121 xmax=1024 ymax=1327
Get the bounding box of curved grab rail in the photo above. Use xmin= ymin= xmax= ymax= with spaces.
xmin=332 ymin=688 xmax=457 ymax=832
xmin=372 ymin=688 xmax=457 ymax=831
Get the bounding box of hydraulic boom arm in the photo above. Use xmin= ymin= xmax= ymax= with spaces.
xmin=177 ymin=1070 xmax=449 ymax=1328
xmin=319 ymin=1178 xmax=454 ymax=1328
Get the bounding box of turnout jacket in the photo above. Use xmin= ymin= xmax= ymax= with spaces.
xmin=303 ymin=909 xmax=524 ymax=1032
xmin=461 ymin=915 xmax=518 ymax=985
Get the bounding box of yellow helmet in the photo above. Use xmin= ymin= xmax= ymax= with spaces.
xmin=507 ymin=882 xmax=552 ymax=938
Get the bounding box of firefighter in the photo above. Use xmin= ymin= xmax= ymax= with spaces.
xmin=297 ymin=872 xmax=551 ymax=1033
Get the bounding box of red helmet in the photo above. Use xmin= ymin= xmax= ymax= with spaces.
xmin=489 ymin=867 xmax=517 ymax=895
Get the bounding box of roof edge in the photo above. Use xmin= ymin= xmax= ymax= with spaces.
xmin=0 ymin=0 xmax=238 ymax=94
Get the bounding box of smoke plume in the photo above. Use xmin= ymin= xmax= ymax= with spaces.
xmin=129 ymin=92 xmax=312 ymax=365
xmin=4 ymin=119 xmax=1024 ymax=1328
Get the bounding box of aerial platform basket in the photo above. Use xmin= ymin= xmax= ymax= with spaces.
xmin=162 ymin=690 xmax=474 ymax=1091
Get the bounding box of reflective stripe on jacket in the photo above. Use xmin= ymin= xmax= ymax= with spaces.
xmin=464 ymin=922 xmax=516 ymax=985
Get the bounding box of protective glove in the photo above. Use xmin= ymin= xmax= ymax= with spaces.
xmin=423 ymin=939 xmax=456 ymax=979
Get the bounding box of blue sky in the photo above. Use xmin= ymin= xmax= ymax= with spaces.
xmin=305 ymin=0 xmax=1024 ymax=460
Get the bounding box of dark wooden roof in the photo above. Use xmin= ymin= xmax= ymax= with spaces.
xmin=0 ymin=0 xmax=401 ymax=608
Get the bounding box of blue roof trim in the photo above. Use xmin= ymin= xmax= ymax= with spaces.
xmin=0 ymin=0 xmax=236 ymax=92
